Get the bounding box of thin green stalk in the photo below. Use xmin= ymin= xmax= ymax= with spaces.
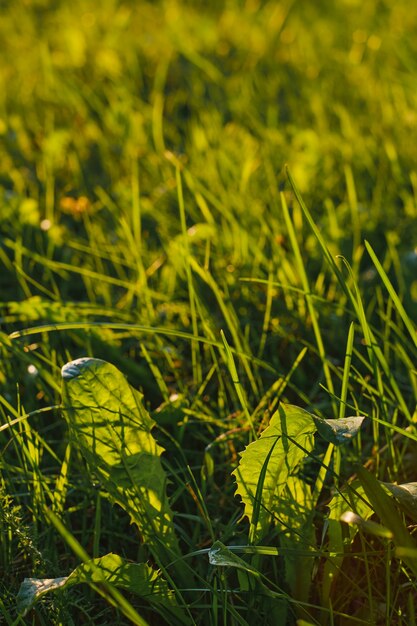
xmin=365 ymin=240 xmax=417 ymax=351
xmin=177 ymin=165 xmax=202 ymax=386
xmin=280 ymin=191 xmax=337 ymax=416
xmin=257 ymin=263 xmax=274 ymax=359
xmin=190 ymin=258 xmax=259 ymax=395
xmin=333 ymin=321 xmax=356 ymax=477
xmin=344 ymin=164 xmax=361 ymax=275
xmin=220 ymin=330 xmax=256 ymax=440
xmin=339 ymin=322 xmax=355 ymax=420
xmin=140 ymin=343 xmax=170 ymax=401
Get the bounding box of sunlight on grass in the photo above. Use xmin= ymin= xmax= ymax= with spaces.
xmin=1 ymin=0 xmax=417 ymax=623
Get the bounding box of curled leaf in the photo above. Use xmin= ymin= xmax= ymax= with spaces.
xmin=208 ymin=541 xmax=260 ymax=576
xmin=383 ymin=482 xmax=417 ymax=521
xmin=313 ymin=415 xmax=365 ymax=445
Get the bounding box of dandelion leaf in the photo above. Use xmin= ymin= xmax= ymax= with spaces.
xmin=17 ymin=553 xmax=183 ymax=623
xmin=232 ymin=403 xmax=316 ymax=542
xmin=61 ymin=358 xmax=180 ymax=565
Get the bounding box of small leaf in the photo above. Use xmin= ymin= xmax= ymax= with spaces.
xmin=208 ymin=541 xmax=289 ymax=620
xmin=313 ymin=415 xmax=365 ymax=445
xmin=17 ymin=577 xmax=67 ymax=612
xmin=208 ymin=541 xmax=279 ymax=604
xmin=208 ymin=541 xmax=260 ymax=577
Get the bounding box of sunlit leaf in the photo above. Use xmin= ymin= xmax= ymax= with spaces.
xmin=61 ymin=358 xmax=182 ymax=576
xmin=232 ymin=403 xmax=316 ymax=543
xmin=17 ymin=553 xmax=183 ymax=624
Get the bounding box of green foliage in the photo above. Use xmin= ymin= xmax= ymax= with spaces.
xmin=2 ymin=0 xmax=417 ymax=623
xmin=60 ymin=357 xmax=189 ymax=586
xmin=232 ymin=403 xmax=316 ymax=543
xmin=233 ymin=404 xmax=365 ymax=607
xmin=15 ymin=360 xmax=368 ymax=622
xmin=357 ymin=466 xmax=417 ymax=577
xmin=17 ymin=553 xmax=182 ymax=624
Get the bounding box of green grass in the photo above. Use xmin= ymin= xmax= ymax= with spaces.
xmin=1 ymin=0 xmax=417 ymax=623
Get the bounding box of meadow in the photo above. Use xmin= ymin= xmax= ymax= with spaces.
xmin=2 ymin=0 xmax=417 ymax=624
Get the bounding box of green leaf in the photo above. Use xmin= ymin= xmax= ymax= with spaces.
xmin=383 ymin=482 xmax=417 ymax=522
xmin=357 ymin=466 xmax=417 ymax=577
xmin=232 ymin=403 xmax=316 ymax=543
xmin=208 ymin=541 xmax=261 ymax=577
xmin=313 ymin=415 xmax=365 ymax=445
xmin=17 ymin=553 xmax=184 ymax=624
xmin=61 ymin=358 xmax=182 ymax=576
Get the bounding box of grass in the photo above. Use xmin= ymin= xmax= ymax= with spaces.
xmin=1 ymin=0 xmax=417 ymax=623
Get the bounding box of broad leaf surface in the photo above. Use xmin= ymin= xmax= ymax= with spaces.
xmin=233 ymin=403 xmax=316 ymax=543
xmin=61 ymin=358 xmax=180 ymax=568
xmin=17 ymin=553 xmax=184 ymax=624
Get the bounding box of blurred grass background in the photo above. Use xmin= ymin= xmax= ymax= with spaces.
xmin=3 ymin=0 xmax=417 ymax=238
xmin=2 ymin=0 xmax=417 ymax=360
